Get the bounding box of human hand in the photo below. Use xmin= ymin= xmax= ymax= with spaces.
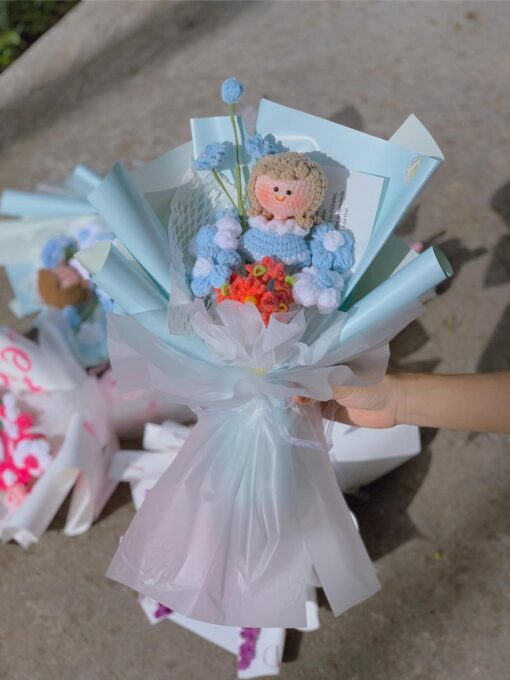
xmin=296 ymin=374 xmax=405 ymax=429
xmin=297 ymin=371 xmax=510 ymax=433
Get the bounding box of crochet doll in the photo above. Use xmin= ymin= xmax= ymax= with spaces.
xmin=243 ymin=151 xmax=326 ymax=266
xmin=190 ymin=151 xmax=354 ymax=314
xmin=244 ymin=151 xmax=354 ymax=313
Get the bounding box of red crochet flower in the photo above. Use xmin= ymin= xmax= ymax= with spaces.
xmin=215 ymin=257 xmax=295 ymax=325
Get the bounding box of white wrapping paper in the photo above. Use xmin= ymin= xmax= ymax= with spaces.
xmin=0 ymin=315 xmax=192 ymax=547
xmin=0 ymin=319 xmax=116 ymax=546
xmin=111 ymin=417 xmax=421 ymax=677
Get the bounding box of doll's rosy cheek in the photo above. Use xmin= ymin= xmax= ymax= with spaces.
xmin=288 ymin=180 xmax=313 ymax=212
xmin=255 ymin=176 xmax=277 ymax=210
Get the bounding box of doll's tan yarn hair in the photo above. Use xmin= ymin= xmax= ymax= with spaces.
xmin=248 ymin=152 xmax=327 ymax=228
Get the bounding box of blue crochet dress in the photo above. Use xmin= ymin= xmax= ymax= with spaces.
xmin=241 ymin=216 xmax=311 ymax=268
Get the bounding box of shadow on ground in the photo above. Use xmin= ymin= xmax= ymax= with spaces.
xmin=477 ymin=180 xmax=510 ymax=372
xmin=346 ymin=437 xmax=434 ymax=562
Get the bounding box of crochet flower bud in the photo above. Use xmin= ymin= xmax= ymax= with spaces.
xmin=317 ymin=287 xmax=341 ymax=314
xmin=221 ymin=77 xmax=244 ymax=105
xmin=214 ymin=230 xmax=238 ymax=250
xmin=192 ymin=257 xmax=215 ymax=278
xmin=216 ymin=215 xmax=242 ymax=237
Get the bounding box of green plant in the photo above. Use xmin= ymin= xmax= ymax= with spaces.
xmin=0 ymin=0 xmax=77 ymax=72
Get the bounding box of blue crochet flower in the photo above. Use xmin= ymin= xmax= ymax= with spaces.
xmin=314 ymin=267 xmax=342 ymax=290
xmin=195 ymin=225 xmax=217 ymax=252
xmin=61 ymin=305 xmax=82 ymax=330
xmin=216 ymin=248 xmax=241 ymax=268
xmin=245 ymin=134 xmax=279 ymax=160
xmin=191 ymin=219 xmax=241 ymax=297
xmin=191 ymin=262 xmax=232 ymax=298
xmin=192 ymin=143 xmax=227 ymax=171
xmin=310 ymin=225 xmax=354 ymax=274
xmin=41 ymin=236 xmax=77 ymax=268
xmin=221 ymin=77 xmax=244 ymax=105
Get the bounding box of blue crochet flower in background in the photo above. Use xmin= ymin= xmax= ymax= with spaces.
xmin=192 ymin=143 xmax=228 ymax=171
xmin=220 ymin=77 xmax=244 ymax=105
xmin=41 ymin=236 xmax=77 ymax=268
xmin=77 ymin=224 xmax=112 ymax=250
xmin=246 ymin=134 xmax=282 ymax=160
xmin=310 ymin=225 xmax=355 ymax=274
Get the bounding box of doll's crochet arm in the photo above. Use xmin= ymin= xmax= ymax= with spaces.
xmin=396 ymin=371 xmax=510 ymax=434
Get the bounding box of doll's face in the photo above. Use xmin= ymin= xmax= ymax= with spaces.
xmin=255 ymin=174 xmax=314 ymax=222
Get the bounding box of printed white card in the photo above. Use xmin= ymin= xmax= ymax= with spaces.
xmin=319 ymin=166 xmax=385 ymax=273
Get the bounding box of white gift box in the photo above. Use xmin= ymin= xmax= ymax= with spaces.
xmin=330 ymin=422 xmax=421 ymax=492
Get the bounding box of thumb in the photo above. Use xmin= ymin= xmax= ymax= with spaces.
xmin=294 ymin=384 xmax=372 ymax=406
xmin=331 ymin=383 xmax=378 ymax=409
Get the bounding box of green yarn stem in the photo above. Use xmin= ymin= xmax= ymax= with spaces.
xmin=228 ymin=103 xmax=244 ymax=223
xmin=211 ymin=168 xmax=237 ymax=212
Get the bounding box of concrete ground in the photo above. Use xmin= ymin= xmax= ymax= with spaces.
xmin=0 ymin=2 xmax=509 ymax=678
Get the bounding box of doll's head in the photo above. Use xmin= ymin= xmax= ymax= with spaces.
xmin=248 ymin=152 xmax=327 ymax=229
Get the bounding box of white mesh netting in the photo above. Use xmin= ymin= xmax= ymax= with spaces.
xmin=167 ymin=171 xmax=233 ymax=334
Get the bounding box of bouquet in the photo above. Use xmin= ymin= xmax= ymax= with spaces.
xmin=0 ymin=316 xmax=190 ymax=547
xmin=0 ymin=164 xmax=105 ymax=317
xmin=0 ymin=317 xmax=116 ymax=546
xmin=0 ymin=165 xmax=117 ymax=367
xmin=77 ymin=78 xmax=451 ymax=627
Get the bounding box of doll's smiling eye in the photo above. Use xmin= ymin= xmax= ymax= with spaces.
xmin=273 ymin=186 xmax=279 ymax=192
xmin=286 ymin=190 xmax=292 ymax=196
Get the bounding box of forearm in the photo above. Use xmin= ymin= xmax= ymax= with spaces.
xmin=396 ymin=372 xmax=510 ymax=434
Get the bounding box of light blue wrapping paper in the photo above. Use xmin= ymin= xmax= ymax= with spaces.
xmin=0 ymin=164 xmax=102 ymax=218
xmin=0 ymin=191 xmax=93 ymax=218
xmin=76 ymin=243 xmax=207 ymax=361
xmin=76 ymin=104 xmax=452 ymax=628
xmin=191 ymin=115 xmax=251 ymax=187
xmin=79 ymin=242 xmax=168 ymax=315
xmin=4 ymin=262 xmax=41 ymax=317
xmin=88 ymin=163 xmax=171 ymax=295
xmin=341 ymin=246 xmax=452 ymax=344
xmin=65 ymin=164 xmax=103 ymax=195
xmin=255 ymin=99 xmax=443 ymax=297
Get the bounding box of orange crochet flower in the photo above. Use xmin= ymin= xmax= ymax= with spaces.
xmin=215 ymin=257 xmax=294 ymax=325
